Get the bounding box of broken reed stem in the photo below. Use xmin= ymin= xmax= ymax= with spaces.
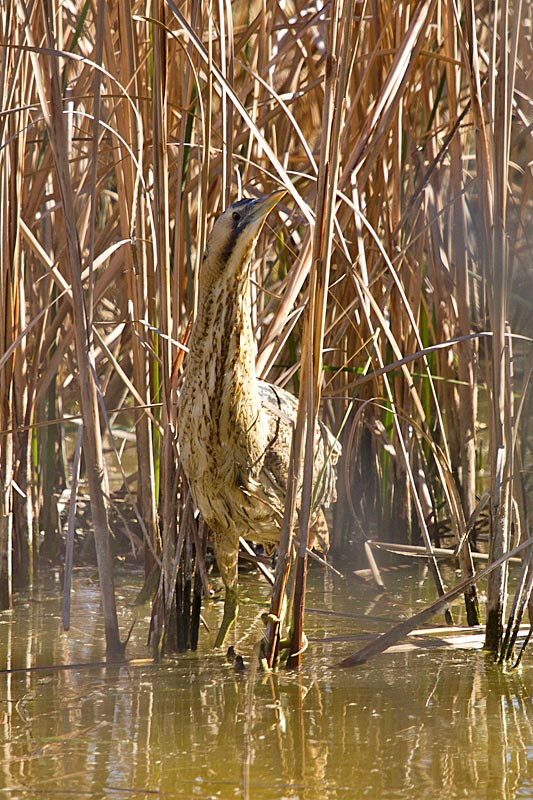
xmin=338 ymin=535 xmax=533 ymax=668
xmin=367 ymin=540 xmax=521 ymax=564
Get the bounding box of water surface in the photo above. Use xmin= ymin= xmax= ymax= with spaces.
xmin=1 ymin=565 xmax=532 ymax=799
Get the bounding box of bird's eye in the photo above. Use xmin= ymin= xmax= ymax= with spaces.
xmin=232 ymin=211 xmax=241 ymax=222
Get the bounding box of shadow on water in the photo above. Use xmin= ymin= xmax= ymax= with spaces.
xmin=1 ymin=567 xmax=532 ymax=800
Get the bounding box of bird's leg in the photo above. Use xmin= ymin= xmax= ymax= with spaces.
xmin=213 ymin=534 xmax=239 ymax=648
xmin=214 ymin=584 xmax=239 ymax=648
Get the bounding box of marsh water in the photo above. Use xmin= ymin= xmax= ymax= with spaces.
xmin=1 ymin=564 xmax=532 ymax=800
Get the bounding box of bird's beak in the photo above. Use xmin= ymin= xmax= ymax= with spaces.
xmin=250 ymin=189 xmax=287 ymax=222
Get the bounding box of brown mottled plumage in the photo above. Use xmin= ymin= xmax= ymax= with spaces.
xmin=178 ymin=191 xmax=340 ymax=646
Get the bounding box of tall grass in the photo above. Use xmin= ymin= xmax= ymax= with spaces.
xmin=0 ymin=0 xmax=530 ymax=662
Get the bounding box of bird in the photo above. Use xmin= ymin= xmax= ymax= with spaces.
xmin=177 ymin=190 xmax=341 ymax=647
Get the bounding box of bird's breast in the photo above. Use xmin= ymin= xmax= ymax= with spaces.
xmin=178 ymin=406 xmax=280 ymax=543
xmin=178 ymin=341 xmax=276 ymax=539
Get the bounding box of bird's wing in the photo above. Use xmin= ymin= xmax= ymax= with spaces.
xmin=256 ymin=380 xmax=341 ymax=510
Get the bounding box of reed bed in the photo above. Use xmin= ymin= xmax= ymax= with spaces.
xmin=0 ymin=0 xmax=531 ymax=663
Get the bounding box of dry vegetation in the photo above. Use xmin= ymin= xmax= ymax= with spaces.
xmin=0 ymin=0 xmax=531 ymax=663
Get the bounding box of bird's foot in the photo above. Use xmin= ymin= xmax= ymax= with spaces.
xmin=214 ymin=585 xmax=239 ymax=648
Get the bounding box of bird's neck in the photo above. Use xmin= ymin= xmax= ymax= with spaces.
xmin=187 ymin=269 xmax=268 ymax=476
xmin=191 ymin=271 xmax=261 ymax=421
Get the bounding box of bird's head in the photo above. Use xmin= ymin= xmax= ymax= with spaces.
xmin=201 ymin=190 xmax=286 ymax=288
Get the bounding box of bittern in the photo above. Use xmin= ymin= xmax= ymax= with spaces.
xmin=178 ymin=190 xmax=340 ymax=647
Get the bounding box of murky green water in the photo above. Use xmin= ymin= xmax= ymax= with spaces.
xmin=1 ymin=565 xmax=532 ymax=799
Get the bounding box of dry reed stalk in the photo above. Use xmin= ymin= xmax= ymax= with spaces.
xmin=288 ymin=0 xmax=352 ymax=668
xmin=50 ymin=72 xmax=122 ymax=656
xmin=17 ymin=1 xmax=123 ymax=658
xmin=62 ymin=426 xmax=83 ymax=630
xmin=152 ymin=0 xmax=180 ymax=650
xmin=460 ymin=0 xmax=527 ymax=656
xmin=0 ymin=7 xmax=17 ymax=607
xmin=111 ymin=0 xmax=159 ymax=578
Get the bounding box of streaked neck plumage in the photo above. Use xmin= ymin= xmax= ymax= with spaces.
xmin=179 ymin=192 xmax=286 ymax=491
xmin=188 ymin=239 xmax=267 ymax=476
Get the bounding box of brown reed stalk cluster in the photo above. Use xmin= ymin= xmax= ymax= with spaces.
xmin=0 ymin=0 xmax=530 ymax=663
